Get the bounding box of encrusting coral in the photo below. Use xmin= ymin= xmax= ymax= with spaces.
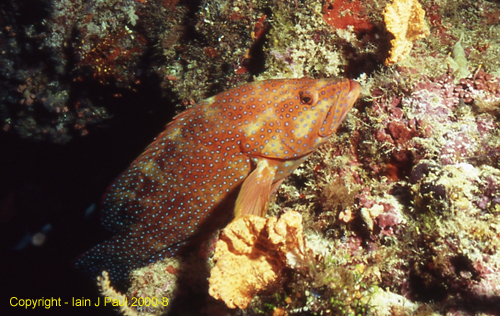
xmin=208 ymin=211 xmax=306 ymax=309
xmin=383 ymin=0 xmax=430 ymax=65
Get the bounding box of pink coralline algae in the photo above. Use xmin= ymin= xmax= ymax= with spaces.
xmin=356 ymin=189 xmax=404 ymax=237
xmin=470 ymin=256 xmax=500 ymax=297
xmin=411 ymin=74 xmax=460 ymax=118
xmin=367 ymin=69 xmax=500 ymax=171
xmin=376 ymin=208 xmax=403 ymax=235
xmin=456 ymin=69 xmax=500 ymax=104
xmin=476 ymin=174 xmax=500 ymax=211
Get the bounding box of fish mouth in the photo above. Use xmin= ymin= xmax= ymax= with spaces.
xmin=318 ymin=79 xmax=362 ymax=137
xmin=347 ymin=80 xmax=361 ymax=106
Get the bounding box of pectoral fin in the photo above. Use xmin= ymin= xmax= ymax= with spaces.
xmin=234 ymin=159 xmax=276 ymax=218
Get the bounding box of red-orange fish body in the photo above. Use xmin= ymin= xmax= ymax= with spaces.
xmin=76 ymin=78 xmax=361 ymax=282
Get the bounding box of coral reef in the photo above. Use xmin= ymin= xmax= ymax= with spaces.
xmin=4 ymin=0 xmax=498 ymax=315
xmin=208 ymin=211 xmax=306 ymax=309
xmin=98 ymin=0 xmax=500 ymax=313
xmin=105 ymin=2 xmax=500 ymax=315
xmin=260 ymin=0 xmax=376 ymax=80
xmin=159 ymin=0 xmax=264 ymax=102
xmin=0 ymin=0 xmax=152 ymax=142
xmin=0 ymin=0 xmax=256 ymax=142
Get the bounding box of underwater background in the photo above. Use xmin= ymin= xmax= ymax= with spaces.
xmin=1 ymin=0 xmax=500 ymax=315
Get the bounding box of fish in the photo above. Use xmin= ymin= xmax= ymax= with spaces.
xmin=75 ymin=78 xmax=361 ymax=283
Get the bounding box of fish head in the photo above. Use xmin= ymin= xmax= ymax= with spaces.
xmin=242 ymin=78 xmax=361 ymax=160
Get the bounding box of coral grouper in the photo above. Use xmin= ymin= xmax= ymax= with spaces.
xmin=76 ymin=78 xmax=361 ymax=283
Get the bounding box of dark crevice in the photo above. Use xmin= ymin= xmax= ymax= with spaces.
xmin=246 ymin=7 xmax=273 ymax=78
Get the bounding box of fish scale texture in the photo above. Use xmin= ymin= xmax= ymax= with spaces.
xmin=75 ymin=78 xmax=360 ymax=283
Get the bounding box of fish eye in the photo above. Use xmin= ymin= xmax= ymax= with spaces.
xmin=299 ymin=91 xmax=313 ymax=105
